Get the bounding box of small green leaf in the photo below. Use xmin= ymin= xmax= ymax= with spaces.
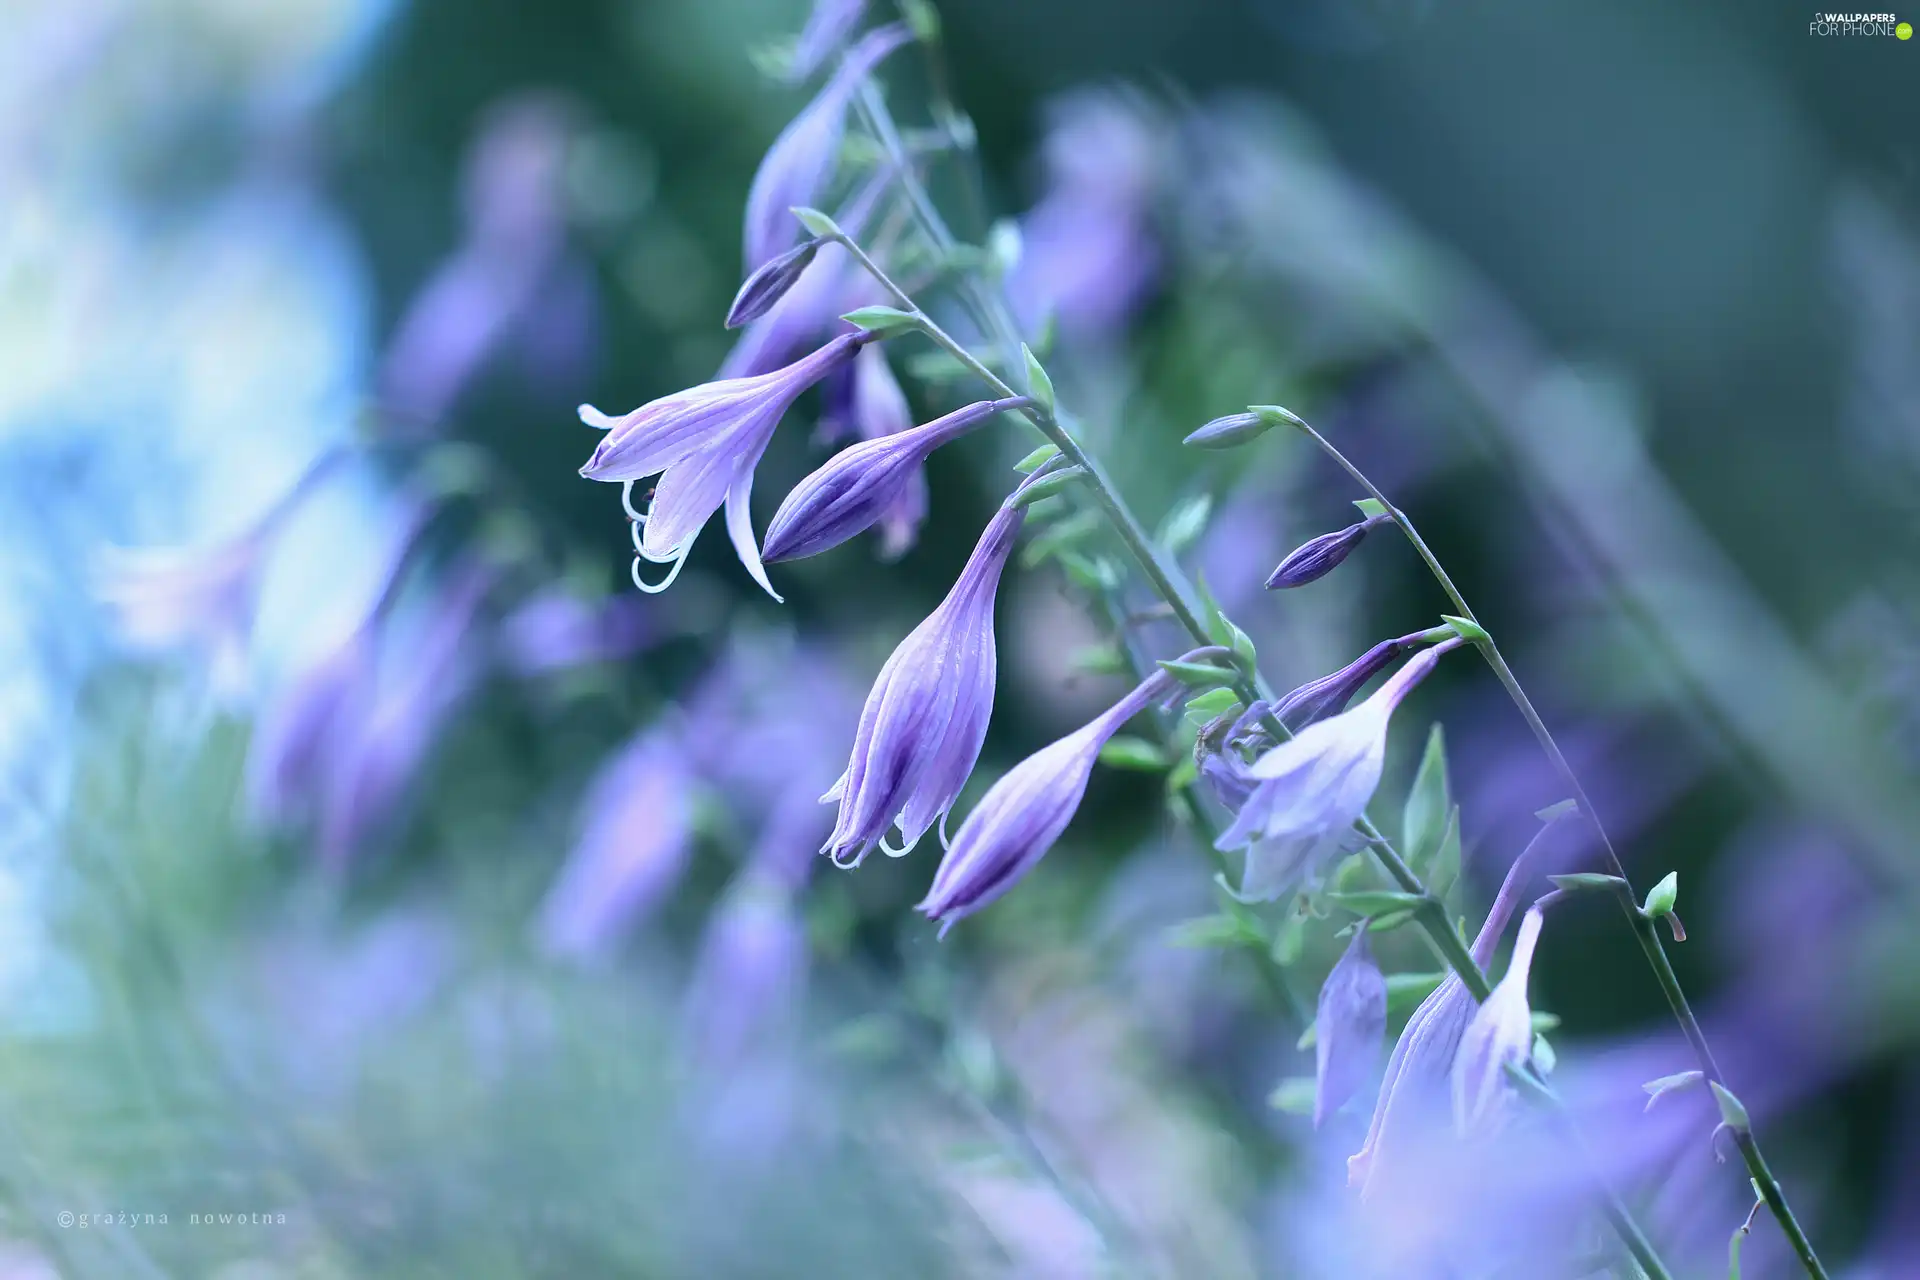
xmin=791 ymin=206 xmax=843 ymax=239
xmin=1018 ymin=509 xmax=1101 ymax=569
xmin=1164 ymin=756 xmax=1198 ymax=796
xmin=1184 ymin=688 xmax=1240 ymax=719
xmin=1642 ymin=1070 xmax=1706 ymax=1111
xmin=1021 ymin=344 xmax=1055 ymax=414
xmin=1247 ymin=404 xmax=1306 ymax=431
xmin=1440 ymin=614 xmax=1491 ymax=645
xmin=1157 ymin=659 xmax=1238 ymax=690
xmin=1165 ymin=913 xmax=1266 ymax=950
xmin=1532 ymin=1033 xmax=1557 ymax=1075
xmin=1325 ymin=890 xmax=1429 ymax=916
xmin=1070 ymin=643 xmax=1131 ymax=677
xmin=906 ymin=350 xmax=981 ymax=383
xmin=1013 ymin=443 xmax=1059 ymax=474
xmin=1530 ymin=1011 xmax=1561 ymax=1033
xmin=1711 ymin=1081 xmax=1751 ymax=1132
xmin=900 ymin=0 xmax=941 ymax=42
xmin=841 ymin=304 xmax=921 ymax=335
xmin=1267 ymin=1077 xmax=1317 ymax=1116
xmin=1642 ymin=870 xmax=1679 ymax=918
xmin=1352 ymin=498 xmax=1389 ymax=519
xmin=1336 ymin=908 xmax=1421 ymax=938
xmin=1269 ymin=912 xmax=1307 ymax=965
xmin=1056 ymin=550 xmax=1120 ymax=591
xmin=1403 ymin=723 xmax=1451 ymax=868
xmin=986 ymin=219 xmax=1022 ymax=276
xmin=1155 ymin=494 xmax=1214 ymax=557
xmin=1099 ymin=736 xmax=1168 ymax=772
xmin=1009 ymin=466 xmax=1087 ymax=509
xmin=1426 ymin=806 xmax=1462 ymax=901
xmin=1549 ymin=872 xmax=1630 ymax=893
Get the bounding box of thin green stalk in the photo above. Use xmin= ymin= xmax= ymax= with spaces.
xmin=1289 ymin=416 xmax=1828 ymax=1280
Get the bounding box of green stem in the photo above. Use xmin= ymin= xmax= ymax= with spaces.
xmin=1290 ymin=416 xmax=1829 ymax=1280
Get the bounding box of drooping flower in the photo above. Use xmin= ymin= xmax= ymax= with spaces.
xmin=1315 ymin=925 xmax=1388 ymax=1127
xmin=578 ymin=330 xmax=871 ymax=598
xmin=820 ymin=496 xmax=1026 ymax=867
xmin=918 ymin=662 xmax=1194 ymax=934
xmin=1272 ymin=628 xmax=1440 ymax=731
xmin=742 ymin=23 xmax=909 ymax=273
xmin=763 ymin=394 xmax=1029 ymax=564
xmin=537 ymin=725 xmax=696 ymax=960
xmin=1265 ymin=514 xmax=1391 ymax=590
xmin=1452 ymin=907 xmax=1545 ymax=1135
xmin=1215 ymin=639 xmax=1459 ymax=899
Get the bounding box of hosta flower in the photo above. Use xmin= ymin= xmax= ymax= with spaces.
xmin=1215 ymin=639 xmax=1458 ymax=899
xmin=762 ymin=393 xmax=1028 ymax=564
xmin=1453 ymin=907 xmax=1545 ymax=1135
xmin=742 ymin=23 xmax=909 ymax=272
xmin=1273 ymin=628 xmax=1438 ymax=731
xmin=918 ymin=664 xmax=1187 ymax=934
xmin=537 ymin=726 xmax=695 ymax=959
xmin=1315 ymin=926 xmax=1388 ymax=1127
xmin=94 ymin=534 xmax=266 ymax=695
xmin=820 ymin=498 xmax=1025 ymax=867
xmin=1265 ymin=514 xmax=1390 ymax=590
xmin=578 ymin=330 xmax=871 ymax=598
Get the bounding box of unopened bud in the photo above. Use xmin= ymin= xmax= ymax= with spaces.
xmin=1265 ymin=515 xmax=1390 ymax=590
xmin=726 ymin=238 xmax=822 ymax=329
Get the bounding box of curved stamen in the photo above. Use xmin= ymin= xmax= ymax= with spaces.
xmin=621 ymin=479 xmax=650 ymax=526
xmin=937 ymin=808 xmax=954 ymax=852
xmin=631 ymin=541 xmax=693 ymax=594
xmin=879 ymin=824 xmax=921 ymax=859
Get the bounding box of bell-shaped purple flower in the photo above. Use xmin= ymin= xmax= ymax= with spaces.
xmin=95 ymin=534 xmax=266 ymax=696
xmin=763 ymin=394 xmax=1028 ymax=564
xmin=1265 ymin=514 xmax=1390 ymax=590
xmin=742 ymin=23 xmax=909 ymax=273
xmin=1452 ymin=907 xmax=1545 ymax=1135
xmin=1214 ymin=640 xmax=1457 ymax=899
xmin=820 ymin=500 xmax=1025 ymax=867
xmin=537 ymin=726 xmax=696 ymax=960
xmin=579 ymin=331 xmax=870 ymax=599
xmin=1315 ymin=926 xmax=1388 ymax=1127
xmin=917 ymin=665 xmax=1182 ymax=934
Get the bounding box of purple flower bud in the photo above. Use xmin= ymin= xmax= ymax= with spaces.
xmin=537 ymin=727 xmax=695 ymax=960
xmin=1315 ymin=926 xmax=1388 ymax=1127
xmin=763 ymin=395 xmax=1027 ymax=563
xmin=821 ymin=500 xmax=1024 ymax=866
xmin=1452 ymin=907 xmax=1545 ymax=1135
xmin=787 ymin=0 xmax=868 ymax=82
xmin=917 ymin=666 xmax=1181 ymax=934
xmin=1274 ymin=629 xmax=1435 ymax=731
xmin=726 ymin=238 xmax=822 ymax=330
xmin=1215 ymin=640 xmax=1457 ymax=898
xmin=742 ymin=24 xmax=909 ymax=273
xmin=578 ymin=331 xmax=870 ymax=599
xmin=1265 ymin=514 xmax=1390 ymax=590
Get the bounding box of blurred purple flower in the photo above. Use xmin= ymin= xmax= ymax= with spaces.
xmin=94 ymin=533 xmax=266 ymax=695
xmin=1215 ymin=640 xmax=1458 ymax=898
xmin=1006 ymin=91 xmax=1161 ymax=340
xmin=579 ymin=330 xmax=871 ymax=598
xmin=918 ymin=665 xmax=1181 ymax=934
xmin=742 ymin=23 xmax=909 ymax=273
xmin=496 ymin=586 xmax=655 ymax=676
xmin=1315 ymin=925 xmax=1387 ymax=1127
xmin=787 ymin=0 xmax=867 ymax=82
xmin=315 ymin=560 xmax=496 ymax=870
xmin=246 ymin=628 xmax=375 ymax=825
xmin=537 ymin=726 xmax=696 ymax=960
xmin=822 ymin=499 xmax=1024 ymax=867
xmin=763 ymin=393 xmax=1027 ymax=564
xmin=845 ymin=343 xmax=928 ymax=559
xmin=1452 ymin=906 xmax=1544 ymax=1135
xmin=380 ymin=94 xmax=597 ymax=428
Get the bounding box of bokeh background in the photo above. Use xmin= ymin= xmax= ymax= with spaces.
xmin=3 ymin=0 xmax=1918 ymax=1274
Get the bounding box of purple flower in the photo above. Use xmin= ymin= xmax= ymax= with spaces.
xmin=917 ymin=665 xmax=1183 ymax=934
xmin=94 ymin=533 xmax=266 ymax=695
xmin=763 ymin=394 xmax=1027 ymax=564
xmin=1453 ymin=907 xmax=1545 ymax=1135
xmin=787 ymin=0 xmax=868 ymax=82
xmin=821 ymin=500 xmax=1025 ymax=867
xmin=537 ymin=726 xmax=695 ymax=959
xmin=1273 ymin=629 xmax=1437 ymax=730
xmin=245 ymin=627 xmax=375 ymax=824
xmin=725 ymin=238 xmax=822 ymax=330
xmin=578 ymin=331 xmax=871 ymax=598
xmin=1265 ymin=514 xmax=1391 ymax=590
xmin=496 ymin=586 xmax=655 ymax=676
xmin=1215 ymin=639 xmax=1458 ymax=898
xmin=742 ymin=23 xmax=909 ymax=273
xmin=1315 ymin=925 xmax=1388 ymax=1127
